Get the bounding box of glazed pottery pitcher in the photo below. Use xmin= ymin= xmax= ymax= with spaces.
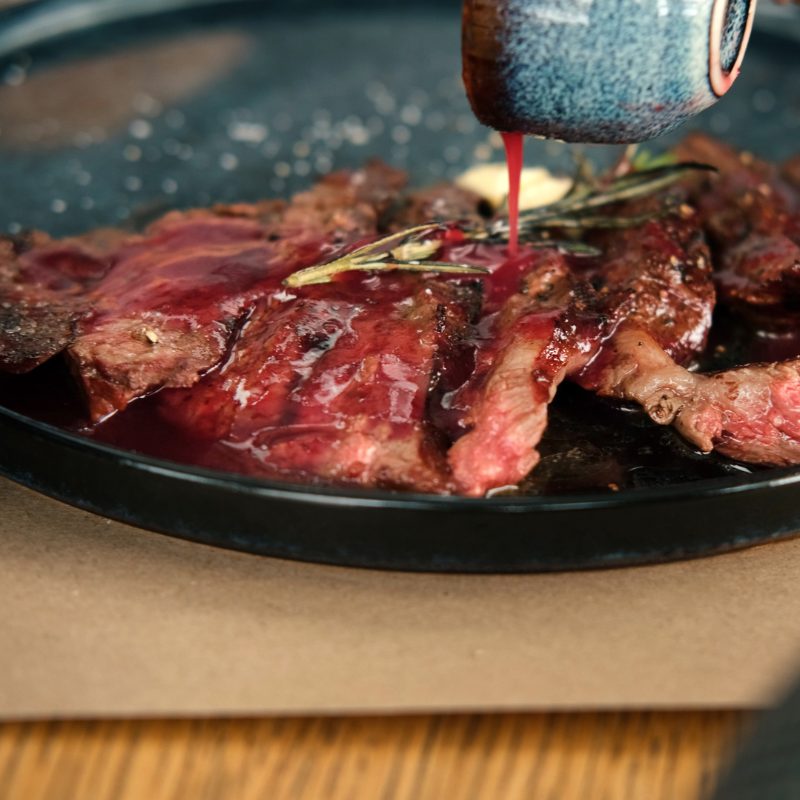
xmin=462 ymin=0 xmax=757 ymax=142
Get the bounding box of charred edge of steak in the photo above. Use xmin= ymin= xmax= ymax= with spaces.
xmin=715 ymin=233 xmax=800 ymax=325
xmin=68 ymin=314 xmax=241 ymax=422
xmin=580 ymin=215 xmax=715 ymax=372
xmin=671 ymin=133 xmax=800 ymax=322
xmin=388 ymin=183 xmax=492 ymax=231
xmin=4 ymin=230 xmax=40 ymax=257
xmin=0 ymin=227 xmax=129 ymax=373
xmin=0 ymin=293 xmax=88 ymax=373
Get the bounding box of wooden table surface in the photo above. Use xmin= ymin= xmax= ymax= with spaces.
xmin=0 ymin=711 xmax=753 ymax=800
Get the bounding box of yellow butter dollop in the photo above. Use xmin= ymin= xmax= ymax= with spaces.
xmin=455 ymin=163 xmax=571 ymax=211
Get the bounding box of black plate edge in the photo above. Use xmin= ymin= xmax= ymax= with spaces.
xmin=3 ymin=403 xmax=800 ymax=512
xmin=3 ymin=404 xmax=800 ymax=573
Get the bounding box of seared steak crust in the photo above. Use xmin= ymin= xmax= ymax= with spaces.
xmin=673 ymin=132 xmax=800 ymax=319
xmin=1 ymin=288 xmax=86 ymax=374
xmin=673 ymin=132 xmax=800 ymax=246
xmin=0 ymin=229 xmax=124 ymax=372
xmin=583 ymin=211 xmax=715 ymax=367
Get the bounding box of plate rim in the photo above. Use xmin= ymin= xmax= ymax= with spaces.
xmin=4 ymin=402 xmax=800 ymax=511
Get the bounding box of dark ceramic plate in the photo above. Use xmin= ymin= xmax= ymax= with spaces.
xmin=2 ymin=0 xmax=800 ymax=572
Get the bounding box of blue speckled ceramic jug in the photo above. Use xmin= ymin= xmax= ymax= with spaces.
xmin=463 ymin=0 xmax=757 ymax=143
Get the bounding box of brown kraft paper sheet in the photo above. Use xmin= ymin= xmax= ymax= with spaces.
xmin=2 ymin=476 xmax=800 ymax=720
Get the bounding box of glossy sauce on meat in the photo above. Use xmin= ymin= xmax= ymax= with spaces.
xmin=0 ymin=235 xmax=766 ymax=495
xmin=5 ymin=147 xmax=800 ymax=496
xmin=0 ymin=318 xmax=765 ymax=495
xmin=158 ymin=271 xmax=479 ymax=492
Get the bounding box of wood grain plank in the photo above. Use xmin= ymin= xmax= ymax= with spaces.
xmin=0 ymin=713 xmax=751 ymax=800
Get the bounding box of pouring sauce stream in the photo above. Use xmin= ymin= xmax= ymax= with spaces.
xmin=501 ymin=131 xmax=524 ymax=256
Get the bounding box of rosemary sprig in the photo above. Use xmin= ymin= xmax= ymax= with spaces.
xmin=284 ymin=160 xmax=715 ymax=287
xmin=283 ymin=224 xmax=489 ymax=288
xmin=632 ymin=149 xmax=678 ymax=172
xmin=489 ymin=161 xmax=714 ymax=241
xmin=564 ymin=151 xmax=600 ymax=199
xmin=523 ymin=208 xmax=674 ymax=230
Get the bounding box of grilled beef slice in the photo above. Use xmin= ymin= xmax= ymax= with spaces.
xmin=586 ymin=329 xmax=800 ymax=466
xmin=65 ymin=162 xmax=405 ymax=421
xmin=673 ymin=132 xmax=800 ymax=320
xmin=0 ymin=228 xmax=124 ymax=372
xmin=571 ymin=208 xmax=800 ymax=467
xmin=578 ymin=209 xmax=715 ymax=371
xmin=447 ymin=208 xmax=714 ymax=496
xmin=446 ymin=251 xmax=597 ymax=496
xmin=673 ymin=132 xmax=800 ymax=247
xmin=160 ymin=275 xmax=479 ymax=493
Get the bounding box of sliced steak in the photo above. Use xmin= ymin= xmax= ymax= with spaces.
xmin=673 ymin=132 xmax=800 ymax=246
xmin=446 ymin=251 xmax=597 ymax=496
xmin=570 ymin=204 xmax=800 ymax=467
xmin=588 ymin=329 xmax=800 ymax=467
xmin=445 ymin=206 xmax=714 ymax=497
xmin=673 ymin=133 xmax=800 ymax=319
xmin=0 ymin=228 xmax=124 ymax=372
xmin=715 ymin=224 xmax=800 ymax=323
xmin=66 ymin=163 xmax=406 ymax=421
xmin=161 ymin=274 xmax=479 ymax=493
xmin=585 ymin=210 xmax=714 ymax=366
xmin=716 ymin=233 xmax=800 ymax=315
xmin=67 ymin=213 xmax=302 ymax=421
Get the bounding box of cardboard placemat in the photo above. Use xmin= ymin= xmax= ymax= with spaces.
xmin=2 ymin=475 xmax=800 ymax=720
